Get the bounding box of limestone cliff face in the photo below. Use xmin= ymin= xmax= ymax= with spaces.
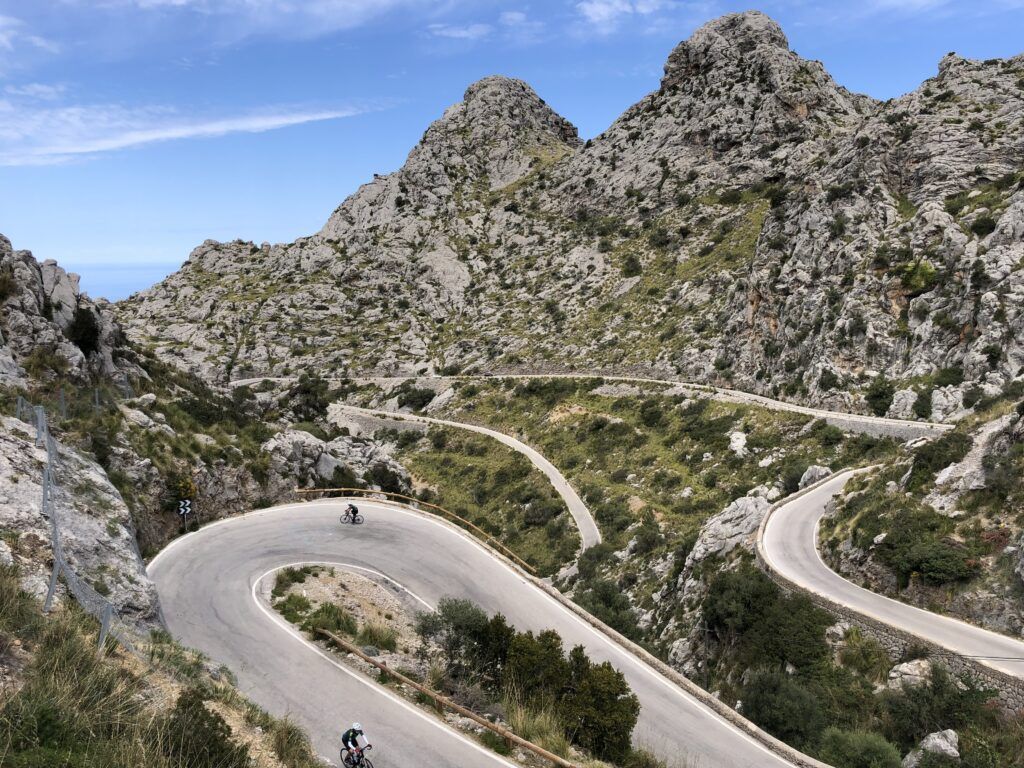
xmin=117 ymin=11 xmax=1024 ymax=420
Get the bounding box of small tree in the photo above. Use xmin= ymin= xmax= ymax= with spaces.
xmin=66 ymin=306 xmax=101 ymax=356
xmin=563 ymin=646 xmax=640 ymax=762
xmin=864 ymin=376 xmax=896 ymax=417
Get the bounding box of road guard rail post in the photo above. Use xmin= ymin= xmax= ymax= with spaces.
xmin=316 ymin=629 xmax=581 ymax=768
xmin=294 ymin=486 xmax=538 ymax=575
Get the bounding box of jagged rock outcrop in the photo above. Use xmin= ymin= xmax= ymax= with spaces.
xmin=118 ymin=11 xmax=1023 ymax=416
xmin=902 ymin=729 xmax=960 ymax=767
xmin=667 ymin=493 xmax=771 ymax=674
xmin=260 ymin=429 xmax=409 ymax=499
xmin=0 ymin=234 xmax=134 ymax=387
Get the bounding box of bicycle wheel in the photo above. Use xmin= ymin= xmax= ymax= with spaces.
xmin=362 ymin=759 xmax=374 ymax=768
xmin=353 ymin=514 xmax=364 ymax=524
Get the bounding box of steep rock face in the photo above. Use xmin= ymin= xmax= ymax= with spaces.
xmin=0 ymin=234 xmax=132 ymax=387
xmin=0 ymin=415 xmax=158 ymax=622
xmin=117 ymin=12 xmax=1024 ymax=420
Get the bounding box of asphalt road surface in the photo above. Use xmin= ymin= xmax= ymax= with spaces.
xmin=760 ymin=471 xmax=1024 ymax=679
xmin=150 ymin=499 xmax=798 ymax=768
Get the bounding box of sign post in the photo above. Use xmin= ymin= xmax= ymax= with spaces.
xmin=177 ymin=499 xmax=193 ymax=526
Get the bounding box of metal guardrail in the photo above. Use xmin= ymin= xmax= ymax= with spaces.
xmin=316 ymin=629 xmax=581 ymax=768
xmin=295 ymin=486 xmax=538 ymax=575
xmin=15 ymin=398 xmax=138 ymax=653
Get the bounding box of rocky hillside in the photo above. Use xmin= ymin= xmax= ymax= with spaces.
xmin=119 ymin=11 xmax=1024 ymax=421
xmin=1 ymin=234 xmax=135 ymax=389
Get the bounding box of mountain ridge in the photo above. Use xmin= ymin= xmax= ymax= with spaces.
xmin=116 ymin=10 xmax=1024 ymax=422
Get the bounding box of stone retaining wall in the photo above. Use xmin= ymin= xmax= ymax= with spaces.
xmin=760 ymin=565 xmax=1024 ymax=713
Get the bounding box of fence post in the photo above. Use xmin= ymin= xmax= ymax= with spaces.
xmin=93 ymin=388 xmax=101 ymax=413
xmin=98 ymin=603 xmax=113 ymax=651
xmin=34 ymin=405 xmax=47 ymax=446
xmin=43 ymin=563 xmax=60 ymax=612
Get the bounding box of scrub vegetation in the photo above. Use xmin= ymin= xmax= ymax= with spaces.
xmin=698 ymin=562 xmax=1024 ymax=768
xmin=0 ymin=564 xmax=321 ymax=768
xmin=387 ymin=425 xmax=579 ymax=576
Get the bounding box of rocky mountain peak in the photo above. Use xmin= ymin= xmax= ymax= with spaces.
xmin=409 ymin=74 xmax=580 ymax=188
xmin=658 ymin=10 xmax=870 ymax=151
xmin=319 ymin=74 xmax=579 ymax=239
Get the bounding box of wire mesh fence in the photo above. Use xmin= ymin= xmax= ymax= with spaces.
xmin=17 ymin=397 xmax=140 ymax=653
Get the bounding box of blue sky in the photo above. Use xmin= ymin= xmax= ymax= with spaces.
xmin=1 ymin=1 xmax=1022 ymax=301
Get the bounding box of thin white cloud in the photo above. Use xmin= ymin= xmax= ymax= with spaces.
xmin=575 ymin=0 xmax=675 ymax=33
xmin=499 ymin=10 xmax=546 ymax=44
xmin=0 ymin=100 xmax=378 ymax=166
xmin=70 ymin=0 xmax=451 ymax=41
xmin=426 ymin=22 xmax=493 ymax=40
xmin=5 ymin=83 xmax=66 ymax=100
xmin=0 ymin=14 xmax=58 ymax=53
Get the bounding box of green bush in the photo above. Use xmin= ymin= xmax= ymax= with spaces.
xmin=742 ymin=669 xmax=825 ymax=749
xmin=561 ymin=646 xmax=639 ymax=762
xmin=970 ymin=216 xmax=997 ymax=237
xmin=934 ymin=367 xmax=964 ymax=387
xmin=575 ymin=579 xmax=639 ymax=640
xmin=819 ymin=369 xmax=841 ymax=391
xmin=718 ymin=188 xmax=743 ymax=204
xmin=0 ymin=266 xmax=16 ymax=302
xmin=865 ymin=376 xmax=896 ymax=416
xmin=65 ymin=307 xmax=101 ymax=356
xmin=272 ymin=566 xmax=319 ymax=598
xmin=162 ymin=688 xmax=249 ymax=768
xmin=817 ymin=727 xmax=901 ymax=768
xmin=274 ymin=594 xmax=312 ymax=623
xmin=356 ymin=622 xmax=397 ymax=651
xmin=839 ymin=628 xmax=892 ymax=683
xmin=301 ymin=603 xmax=357 ymax=637
xmin=288 ymin=373 xmax=330 ymax=421
xmin=396 ymin=384 xmax=435 ymax=410
xmin=913 ymin=390 xmax=933 ymax=419
xmin=417 ymin=598 xmax=639 ymax=761
xmin=621 ymin=254 xmax=642 ymax=277
xmin=880 ymin=666 xmax=994 ymax=751
xmin=704 ymin=564 xmax=831 ymax=671
xmin=900 ymin=260 xmax=938 ymax=297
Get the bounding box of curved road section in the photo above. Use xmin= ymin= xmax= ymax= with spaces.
xmin=330 ymin=403 xmax=602 ymax=549
xmin=231 ymin=372 xmax=951 ymax=441
xmin=151 ymin=500 xmax=798 ymax=768
xmin=760 ymin=471 xmax=1024 ymax=679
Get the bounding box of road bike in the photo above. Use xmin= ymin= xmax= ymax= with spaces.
xmin=341 ymin=745 xmax=373 ymax=767
xmin=340 ymin=508 xmax=364 ymax=525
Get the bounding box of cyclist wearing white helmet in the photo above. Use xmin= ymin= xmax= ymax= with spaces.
xmin=340 ymin=722 xmax=368 ymax=766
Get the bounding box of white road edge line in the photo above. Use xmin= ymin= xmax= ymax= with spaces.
xmin=251 ymin=562 xmax=520 ymax=768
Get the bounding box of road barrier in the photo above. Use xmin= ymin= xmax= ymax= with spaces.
xmin=315 ymin=629 xmax=581 ymax=768
xmin=295 ymin=486 xmax=538 ymax=575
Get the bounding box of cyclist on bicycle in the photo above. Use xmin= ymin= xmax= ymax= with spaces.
xmin=344 ymin=503 xmax=360 ymax=524
xmin=341 ymin=722 xmax=367 ymax=764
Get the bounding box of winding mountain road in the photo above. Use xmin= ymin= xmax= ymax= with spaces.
xmin=150 ymin=500 xmax=800 ymax=768
xmin=759 ymin=470 xmax=1024 ymax=679
xmin=156 ymin=370 xmax=1006 ymax=768
xmin=231 ymin=371 xmax=953 ymax=441
xmin=328 ymin=403 xmax=601 ymax=549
